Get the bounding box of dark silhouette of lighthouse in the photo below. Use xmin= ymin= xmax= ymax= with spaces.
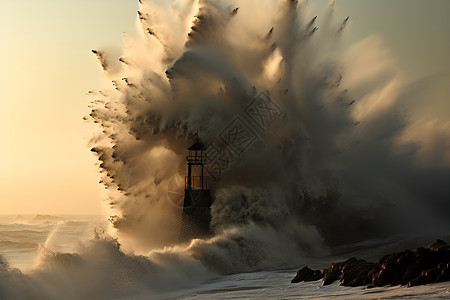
xmin=179 ymin=139 xmax=212 ymax=241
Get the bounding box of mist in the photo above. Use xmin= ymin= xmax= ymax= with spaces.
xmin=86 ymin=0 xmax=450 ymax=271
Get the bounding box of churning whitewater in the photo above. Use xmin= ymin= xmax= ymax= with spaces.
xmin=1 ymin=0 xmax=450 ymax=299
xmin=89 ymin=0 xmax=450 ymax=255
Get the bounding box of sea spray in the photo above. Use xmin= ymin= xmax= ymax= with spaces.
xmin=0 ymin=235 xmax=216 ymax=299
xmin=88 ymin=0 xmax=342 ymax=256
xmin=0 ymin=2 xmax=448 ymax=298
xmin=76 ymin=0 xmax=450 ymax=295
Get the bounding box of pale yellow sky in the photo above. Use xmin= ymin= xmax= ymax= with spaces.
xmin=0 ymin=0 xmax=449 ymax=214
xmin=0 ymin=0 xmax=138 ymax=214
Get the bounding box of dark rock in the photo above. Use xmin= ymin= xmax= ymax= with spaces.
xmin=366 ymin=266 xmax=381 ymax=288
xmin=294 ymin=239 xmax=450 ymax=289
xmin=437 ymin=262 xmax=450 ymax=282
xmin=401 ymin=261 xmax=423 ymax=285
xmin=323 ymin=260 xmax=347 ymax=285
xmin=369 ymin=240 xmax=450 ymax=288
xmin=427 ymin=239 xmax=450 ymax=251
xmin=291 ymin=266 xmax=323 ymax=283
xmin=339 ymin=259 xmax=377 ymax=287
xmin=322 ymin=257 xmax=377 ymax=286
xmin=370 ymin=249 xmax=415 ymax=286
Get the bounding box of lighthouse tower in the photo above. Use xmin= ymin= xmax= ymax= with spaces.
xmin=179 ymin=140 xmax=212 ymax=241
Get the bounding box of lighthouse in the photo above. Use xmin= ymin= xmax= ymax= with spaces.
xmin=179 ymin=140 xmax=212 ymax=241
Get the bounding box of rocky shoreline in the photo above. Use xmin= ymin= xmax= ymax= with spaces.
xmin=292 ymin=239 xmax=450 ymax=288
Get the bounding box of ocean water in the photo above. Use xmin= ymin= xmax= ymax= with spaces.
xmin=0 ymin=215 xmax=449 ymax=299
xmin=159 ymin=272 xmax=450 ymax=300
xmin=0 ymin=215 xmax=104 ymax=272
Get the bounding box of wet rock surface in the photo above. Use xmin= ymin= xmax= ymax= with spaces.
xmin=291 ymin=266 xmax=323 ymax=283
xmin=292 ymin=239 xmax=450 ymax=288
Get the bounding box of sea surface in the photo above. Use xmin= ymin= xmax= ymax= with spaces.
xmin=0 ymin=214 xmax=104 ymax=272
xmin=0 ymin=215 xmax=449 ymax=299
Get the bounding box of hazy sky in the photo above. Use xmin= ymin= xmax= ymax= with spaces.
xmin=0 ymin=0 xmax=138 ymax=214
xmin=0 ymin=0 xmax=449 ymax=214
xmin=335 ymin=0 xmax=450 ymax=81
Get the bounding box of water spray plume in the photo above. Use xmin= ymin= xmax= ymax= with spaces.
xmin=0 ymin=1 xmax=449 ymax=299
xmin=85 ymin=0 xmax=450 ymax=270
